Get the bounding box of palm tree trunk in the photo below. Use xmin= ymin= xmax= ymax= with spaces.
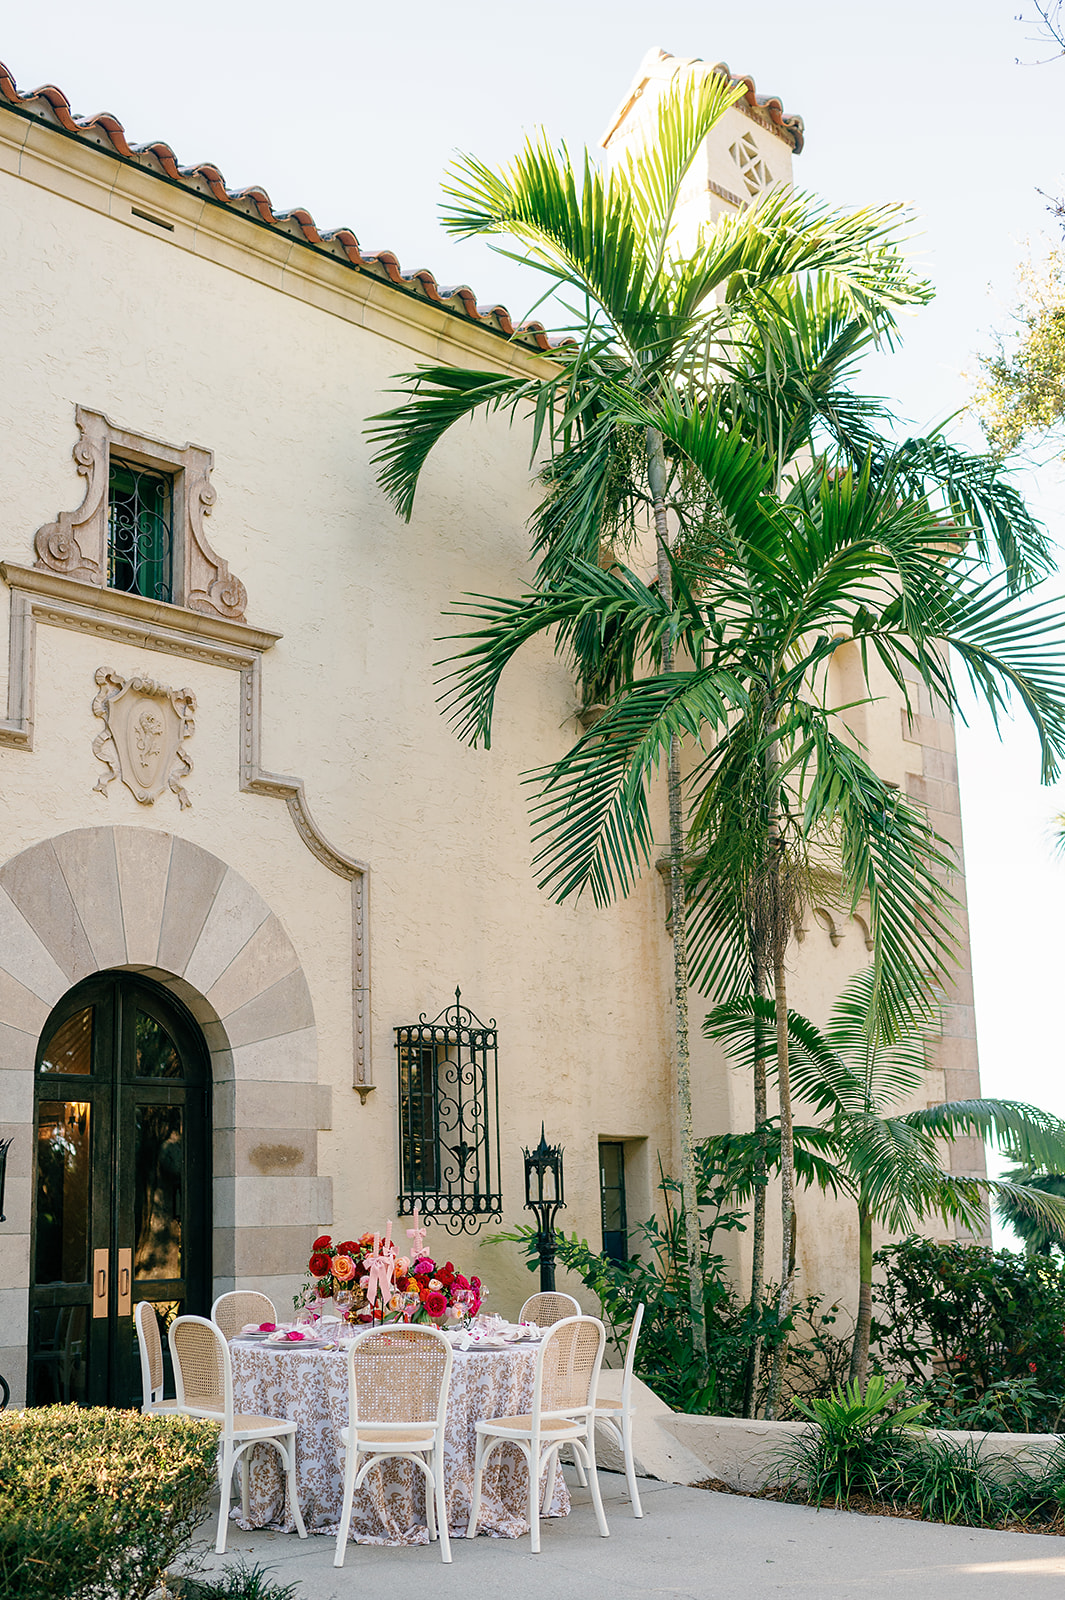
xmin=647 ymin=425 xmax=708 ymax=1370
xmin=742 ymin=961 xmax=767 ymax=1418
xmin=849 ymin=1203 xmax=873 ymax=1391
xmin=764 ymin=825 xmax=796 ymax=1420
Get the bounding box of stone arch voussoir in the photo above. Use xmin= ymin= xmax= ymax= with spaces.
xmin=0 ymin=826 xmax=332 ymax=1400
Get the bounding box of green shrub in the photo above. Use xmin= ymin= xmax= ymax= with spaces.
xmin=494 ymin=1157 xmax=850 ymax=1416
xmin=0 ymin=1404 xmax=219 ymax=1600
xmin=781 ymin=1377 xmax=927 ymax=1504
xmin=174 ymin=1563 xmax=301 ymax=1600
xmin=898 ymin=1437 xmax=1011 ymax=1526
xmin=872 ymin=1237 xmax=1065 ymax=1432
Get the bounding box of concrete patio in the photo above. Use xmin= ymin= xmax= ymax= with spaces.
xmin=184 ymin=1470 xmax=1065 ymax=1598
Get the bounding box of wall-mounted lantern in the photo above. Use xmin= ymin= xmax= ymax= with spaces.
xmin=523 ymin=1125 xmax=565 ymax=1292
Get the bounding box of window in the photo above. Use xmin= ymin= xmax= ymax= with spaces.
xmin=107 ymin=460 xmax=174 ymax=602
xmin=32 ymin=405 xmax=248 ymax=623
xmin=395 ymin=988 xmax=502 ymax=1232
xmin=599 ymin=1141 xmax=628 ymax=1261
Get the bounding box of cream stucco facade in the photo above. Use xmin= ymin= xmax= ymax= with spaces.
xmin=0 ymin=48 xmax=983 ymax=1409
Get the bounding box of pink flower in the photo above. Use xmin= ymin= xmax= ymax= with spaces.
xmin=285 ymin=1329 xmax=306 ymax=1341
xmin=412 ymin=1258 xmax=435 ymax=1277
xmin=258 ymin=1322 xmax=277 ymax=1333
xmin=424 ymin=1290 xmax=448 ymax=1318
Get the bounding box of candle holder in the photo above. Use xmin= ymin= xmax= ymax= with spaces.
xmin=523 ymin=1125 xmax=565 ymax=1292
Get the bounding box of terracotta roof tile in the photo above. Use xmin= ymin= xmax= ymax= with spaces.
xmin=0 ymin=59 xmax=555 ymax=352
xmin=601 ymin=47 xmax=805 ymax=156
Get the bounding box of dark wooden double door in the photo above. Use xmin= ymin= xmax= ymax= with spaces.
xmin=29 ymin=973 xmax=211 ymax=1409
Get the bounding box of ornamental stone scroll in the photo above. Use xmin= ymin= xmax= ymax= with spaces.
xmin=92 ymin=668 xmax=196 ymax=809
xmin=34 ymin=405 xmax=249 ymax=622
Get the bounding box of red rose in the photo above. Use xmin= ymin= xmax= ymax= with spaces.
xmin=424 ymin=1290 xmax=448 ymax=1318
xmin=336 ymin=1240 xmax=360 ymax=1255
xmin=470 ymin=1277 xmax=481 ymax=1291
xmin=438 ymin=1263 xmax=455 ymax=1288
xmin=308 ymin=1251 xmax=331 ymax=1277
xmin=312 ymin=1235 xmax=332 ymax=1250
xmin=453 ymin=1274 xmax=470 ymax=1291
xmin=394 ymin=1274 xmax=409 ymax=1291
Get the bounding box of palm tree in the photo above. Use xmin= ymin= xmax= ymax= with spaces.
xmin=369 ymin=71 xmax=1056 ymax=1376
xmin=704 ymin=967 xmax=1065 ymax=1389
xmin=370 ymin=73 xmax=944 ymax=1369
xmin=436 ymin=408 xmax=1065 ymax=1408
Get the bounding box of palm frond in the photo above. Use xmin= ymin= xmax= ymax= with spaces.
xmin=368 ymin=366 xmax=547 ymax=520
xmin=904 ymin=1099 xmax=1065 ymax=1173
xmin=526 ymin=668 xmax=746 ymax=905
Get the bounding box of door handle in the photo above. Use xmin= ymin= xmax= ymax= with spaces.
xmin=92 ymin=1248 xmax=108 ymax=1319
xmin=117 ymin=1249 xmax=132 ymax=1318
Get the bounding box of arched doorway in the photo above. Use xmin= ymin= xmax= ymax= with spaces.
xmin=28 ymin=972 xmax=211 ymax=1408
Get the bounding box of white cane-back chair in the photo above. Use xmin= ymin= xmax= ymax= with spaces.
xmin=594 ymin=1302 xmax=646 ymax=1516
xmin=134 ymin=1301 xmax=183 ymax=1414
xmin=468 ymin=1314 xmax=609 ymax=1553
xmin=518 ymin=1291 xmax=580 ymax=1327
xmin=211 ymin=1290 xmax=277 ymax=1342
xmin=334 ymin=1324 xmax=454 ymax=1567
xmin=170 ymin=1314 xmax=307 ymax=1555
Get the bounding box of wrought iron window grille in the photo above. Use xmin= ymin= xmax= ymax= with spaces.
xmin=396 ymin=987 xmax=501 ymax=1235
xmin=107 ymin=459 xmax=174 ymax=603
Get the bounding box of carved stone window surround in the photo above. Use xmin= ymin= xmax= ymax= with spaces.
xmin=33 ymin=405 xmax=249 ymax=621
xmin=0 ymin=559 xmax=374 ymax=1098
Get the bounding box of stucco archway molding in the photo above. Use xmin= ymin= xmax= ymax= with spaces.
xmin=0 ymin=824 xmax=332 ymax=1401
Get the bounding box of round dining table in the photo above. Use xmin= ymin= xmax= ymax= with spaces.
xmin=229 ymin=1336 xmax=571 ymax=1546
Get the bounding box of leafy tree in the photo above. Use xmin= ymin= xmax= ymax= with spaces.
xmin=705 ymin=966 xmax=1065 ymax=1389
xmin=974 ymin=251 xmax=1065 ymax=459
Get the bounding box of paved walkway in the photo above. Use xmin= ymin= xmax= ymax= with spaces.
xmin=185 ymin=1471 xmax=1065 ymax=1598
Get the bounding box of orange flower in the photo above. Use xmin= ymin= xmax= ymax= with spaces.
xmin=332 ymin=1254 xmax=356 ymax=1283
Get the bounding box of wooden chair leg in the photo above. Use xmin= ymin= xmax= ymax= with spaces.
xmin=467 ymin=1435 xmax=486 ymax=1537
xmin=434 ymin=1449 xmax=452 ymax=1564
xmin=216 ymin=1441 xmax=235 ymax=1555
xmin=621 ymin=1410 xmax=643 ymax=1518
xmin=528 ymin=1444 xmax=541 ymax=1554
xmin=334 ymin=1439 xmax=359 ymax=1568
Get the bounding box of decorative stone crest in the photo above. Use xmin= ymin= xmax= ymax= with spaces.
xmin=92 ymin=669 xmax=196 ymax=809
xmin=35 ymin=406 xmax=249 ymax=621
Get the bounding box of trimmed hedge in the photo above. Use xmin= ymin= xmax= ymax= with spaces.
xmin=0 ymin=1405 xmax=219 ymax=1600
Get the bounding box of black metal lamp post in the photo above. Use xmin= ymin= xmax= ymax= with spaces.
xmin=0 ymin=1138 xmax=9 ymax=1407
xmin=0 ymin=1136 xmax=11 ymax=1224
xmin=523 ymin=1125 xmax=565 ymax=1291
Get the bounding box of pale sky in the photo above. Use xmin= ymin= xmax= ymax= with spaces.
xmin=3 ymin=3 xmax=1064 ymax=1211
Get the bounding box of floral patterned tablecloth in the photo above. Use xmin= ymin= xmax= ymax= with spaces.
xmin=230 ymin=1340 xmax=570 ymax=1546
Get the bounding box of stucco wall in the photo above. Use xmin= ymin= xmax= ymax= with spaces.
xmin=0 ymin=73 xmax=985 ymax=1404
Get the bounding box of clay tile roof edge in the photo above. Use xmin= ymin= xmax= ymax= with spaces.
xmin=600 ymin=46 xmax=804 ymax=156
xmin=0 ymin=59 xmax=556 ymax=354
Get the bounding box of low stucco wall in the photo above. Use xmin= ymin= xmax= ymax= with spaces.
xmin=656 ymin=1413 xmax=1062 ymax=1491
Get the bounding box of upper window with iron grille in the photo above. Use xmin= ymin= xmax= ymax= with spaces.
xmin=31 ymin=406 xmax=249 ymax=625
xmin=107 ymin=460 xmax=174 ymax=603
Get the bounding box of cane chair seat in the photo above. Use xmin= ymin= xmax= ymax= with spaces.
xmin=341 ymin=1422 xmax=437 ymax=1447
xmin=334 ymin=1324 xmax=454 ymax=1568
xmin=477 ymin=1414 xmax=583 ymax=1437
xmin=211 ymin=1291 xmax=277 ymax=1343
xmin=518 ymin=1291 xmax=580 ymax=1327
xmin=170 ymin=1315 xmax=306 ymax=1555
xmin=468 ymin=1315 xmax=609 ymax=1554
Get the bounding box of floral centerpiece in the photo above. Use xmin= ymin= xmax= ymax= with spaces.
xmin=294 ymin=1212 xmax=483 ymax=1326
